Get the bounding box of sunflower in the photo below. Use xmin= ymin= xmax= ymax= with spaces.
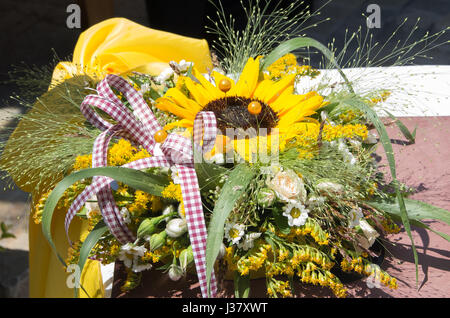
xmin=156 ymin=57 xmax=324 ymax=162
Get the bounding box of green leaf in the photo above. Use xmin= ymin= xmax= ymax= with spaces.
xmin=366 ymin=198 xmax=450 ymax=242
xmin=42 ymin=166 xmax=169 ymax=267
xmin=234 ymin=272 xmax=250 ymax=298
xmin=195 ymin=162 xmax=227 ymax=193
xmin=261 ymin=37 xmax=354 ymax=93
xmin=344 ymin=97 xmax=419 ymax=285
xmin=385 ymin=110 xmax=416 ymax=144
xmin=74 ymin=220 xmax=108 ymax=297
xmin=205 ymin=164 xmax=256 ymax=296
xmin=273 ymin=207 xmax=291 ymax=235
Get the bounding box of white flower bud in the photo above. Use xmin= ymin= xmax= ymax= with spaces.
xmin=165 ymin=218 xmax=188 ymax=238
xmin=168 ymin=265 xmax=183 ymax=281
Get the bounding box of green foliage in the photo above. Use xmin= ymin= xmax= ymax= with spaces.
xmin=205 ymin=164 xmax=256 ymax=295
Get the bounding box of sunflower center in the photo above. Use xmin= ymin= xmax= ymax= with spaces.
xmin=202 ymin=96 xmax=278 ymax=133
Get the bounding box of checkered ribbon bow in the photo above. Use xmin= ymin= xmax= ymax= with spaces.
xmin=65 ymin=74 xmax=217 ymax=297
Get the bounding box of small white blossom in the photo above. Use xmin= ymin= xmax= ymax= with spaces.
xmin=348 ymin=207 xmax=364 ymax=228
xmin=162 ymin=204 xmax=176 ymax=221
xmin=140 ymin=82 xmax=150 ymax=95
xmin=232 ymin=185 xmax=243 ymax=192
xmin=120 ymin=207 xmax=131 ymax=224
xmin=238 ymin=233 xmax=261 ymax=251
xmin=155 ymin=67 xmax=174 ymax=83
xmin=85 ymin=200 xmax=100 ymax=219
xmin=170 ymin=166 xmax=181 ymax=184
xmin=118 ymin=243 xmax=147 ymax=268
xmin=316 ymin=180 xmax=344 ymax=196
xmin=132 ymin=263 xmax=152 ymax=273
xmin=224 ymin=223 xmax=245 ymax=245
xmin=364 ymin=132 xmax=378 ymax=144
xmin=283 ymin=202 xmax=309 ymax=227
xmin=178 ymin=60 xmax=193 ymax=72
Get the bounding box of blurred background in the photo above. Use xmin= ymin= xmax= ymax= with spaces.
xmin=0 ymin=0 xmax=448 ymax=297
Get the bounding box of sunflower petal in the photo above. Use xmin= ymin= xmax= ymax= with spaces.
xmin=184 ymin=77 xmax=216 ymax=106
xmin=263 ymin=74 xmax=297 ymax=105
xmin=156 ymin=97 xmax=196 ymax=119
xmin=163 ymin=119 xmax=194 ymax=130
xmin=192 ymin=68 xmax=224 ymax=99
xmin=165 ymin=88 xmax=202 ymax=113
xmin=277 ymin=95 xmax=324 ymax=127
xmin=276 ymin=91 xmax=318 ymax=117
xmin=229 ymin=57 xmax=260 ymax=97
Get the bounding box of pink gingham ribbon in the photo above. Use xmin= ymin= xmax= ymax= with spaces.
xmin=65 ymin=74 xmax=217 ymax=297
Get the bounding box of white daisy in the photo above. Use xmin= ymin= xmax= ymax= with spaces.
xmin=224 ymin=223 xmax=245 ymax=245
xmin=282 ymin=202 xmax=309 ymax=227
xmin=118 ymin=243 xmax=147 ymax=268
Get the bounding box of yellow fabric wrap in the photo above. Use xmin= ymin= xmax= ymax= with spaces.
xmin=52 ymin=17 xmax=213 ymax=83
xmin=2 ymin=17 xmax=212 ymax=298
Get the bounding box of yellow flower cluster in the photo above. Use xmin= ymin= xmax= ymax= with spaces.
xmin=290 ymin=246 xmax=334 ymax=270
xmin=73 ymin=154 xmax=92 ymax=171
xmin=341 ymin=257 xmax=397 ymax=289
xmin=236 ymin=243 xmax=271 ymax=276
xmin=108 ymin=139 xmax=151 ymax=166
xmin=381 ymin=218 xmax=401 ymax=234
xmin=283 ymin=218 xmax=330 ymax=246
xmin=33 ymin=181 xmax=88 ymax=224
xmin=161 ymin=182 xmax=185 ymax=216
xmin=265 ymin=53 xmax=319 ymax=81
xmin=73 ymin=139 xmax=151 ymax=171
xmin=65 ymin=241 xmax=82 ymax=268
xmin=338 ymin=110 xmax=360 ymax=123
xmin=296 ymin=263 xmax=347 ymax=298
xmin=229 ymin=230 xmax=343 ymax=297
xmin=369 ymin=91 xmax=391 ymax=105
xmin=267 ymin=278 xmax=292 ymax=298
xmin=286 ymin=123 xmax=369 ymax=159
xmin=128 ymin=190 xmax=162 ymax=216
xmin=322 ymin=124 xmax=369 ymax=141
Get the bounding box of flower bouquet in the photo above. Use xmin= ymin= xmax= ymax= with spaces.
xmin=1 ymin=1 xmax=449 ymax=298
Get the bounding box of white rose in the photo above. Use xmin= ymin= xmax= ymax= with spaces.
xmin=267 ymin=169 xmax=307 ymax=203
